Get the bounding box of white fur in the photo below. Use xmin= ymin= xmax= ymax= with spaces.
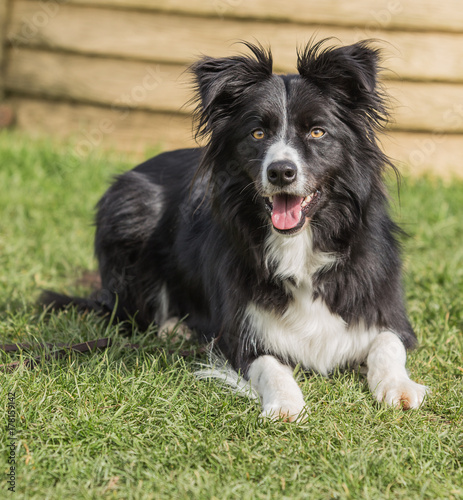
xmin=264 ymin=228 xmax=336 ymax=284
xmin=367 ymin=331 xmax=428 ymax=409
xmin=244 ymin=297 xmax=377 ymax=376
xmin=248 ymin=230 xmax=426 ymax=417
xmin=262 ymin=141 xmax=301 ymax=171
xmin=251 ymin=229 xmax=376 ymax=376
xmin=256 ymin=229 xmax=374 ymax=375
xmin=260 ymin=84 xmax=308 ymax=195
xmin=261 ymin=140 xmax=307 ymax=194
xmin=248 ymin=355 xmax=306 ymax=421
xmin=154 ymin=283 xmax=169 ymax=326
xmin=198 ymin=230 xmax=427 ymax=419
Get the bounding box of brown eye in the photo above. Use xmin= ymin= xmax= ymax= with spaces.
xmin=310 ymin=128 xmax=325 ymax=138
xmin=252 ymin=129 xmax=265 ymax=140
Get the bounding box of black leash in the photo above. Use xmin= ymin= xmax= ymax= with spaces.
xmin=0 ymin=338 xmax=207 ymax=373
xmin=0 ymin=338 xmax=123 ymax=373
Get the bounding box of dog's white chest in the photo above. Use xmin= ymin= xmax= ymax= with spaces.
xmin=250 ymin=229 xmax=379 ymax=374
xmin=245 ymin=282 xmax=377 ymax=375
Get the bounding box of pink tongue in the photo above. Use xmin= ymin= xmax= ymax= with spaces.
xmin=271 ymin=195 xmax=303 ymax=230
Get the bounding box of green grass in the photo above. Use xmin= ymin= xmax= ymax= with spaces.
xmin=0 ymin=130 xmax=462 ymax=499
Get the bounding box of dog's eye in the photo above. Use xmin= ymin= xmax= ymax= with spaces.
xmin=252 ymin=129 xmax=265 ymax=140
xmin=310 ymin=128 xmax=325 ymax=139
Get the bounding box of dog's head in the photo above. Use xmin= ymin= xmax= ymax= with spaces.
xmin=191 ymin=41 xmax=391 ymax=237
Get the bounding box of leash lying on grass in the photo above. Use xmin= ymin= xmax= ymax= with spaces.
xmin=0 ymin=296 xmax=208 ymax=373
xmin=0 ymin=338 xmax=135 ymax=373
xmin=0 ymin=338 xmax=207 ymax=373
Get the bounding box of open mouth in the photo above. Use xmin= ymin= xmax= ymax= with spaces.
xmin=264 ymin=190 xmax=320 ymax=235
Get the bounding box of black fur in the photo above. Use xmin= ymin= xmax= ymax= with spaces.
xmin=43 ymin=41 xmax=416 ymax=376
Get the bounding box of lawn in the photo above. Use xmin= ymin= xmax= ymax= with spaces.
xmin=0 ymin=130 xmax=462 ymax=499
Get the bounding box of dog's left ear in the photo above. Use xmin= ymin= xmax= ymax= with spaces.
xmin=297 ymin=40 xmax=382 ymax=109
xmin=191 ymin=43 xmax=273 ymax=140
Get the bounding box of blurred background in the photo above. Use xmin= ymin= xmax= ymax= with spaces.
xmin=0 ymin=0 xmax=462 ymax=178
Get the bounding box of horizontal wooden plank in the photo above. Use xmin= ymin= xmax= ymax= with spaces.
xmin=387 ymin=81 xmax=463 ymax=134
xmin=9 ymin=97 xmax=463 ymax=179
xmin=0 ymin=0 xmax=7 ymax=42
xmin=6 ymin=48 xmax=463 ymax=133
xmin=67 ymin=0 xmax=463 ymax=33
xmin=9 ymin=97 xmax=195 ymax=154
xmin=5 ymin=49 xmax=190 ymax=112
xmin=7 ymin=1 xmax=463 ymax=83
xmin=381 ymin=132 xmax=463 ymax=179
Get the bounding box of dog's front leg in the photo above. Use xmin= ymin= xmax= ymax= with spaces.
xmin=248 ymin=355 xmax=306 ymax=421
xmin=367 ymin=331 xmax=428 ymax=409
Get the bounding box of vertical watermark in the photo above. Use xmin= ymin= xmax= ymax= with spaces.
xmin=6 ymin=392 xmax=16 ymax=492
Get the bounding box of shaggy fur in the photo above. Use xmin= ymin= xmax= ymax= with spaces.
xmin=43 ymin=41 xmax=428 ymax=419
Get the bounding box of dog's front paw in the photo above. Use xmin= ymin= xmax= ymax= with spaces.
xmin=261 ymin=400 xmax=306 ymax=422
xmin=374 ymin=378 xmax=429 ymax=410
xmin=158 ymin=317 xmax=192 ymax=341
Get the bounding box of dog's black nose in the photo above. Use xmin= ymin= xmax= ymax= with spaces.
xmin=267 ymin=161 xmax=297 ymax=187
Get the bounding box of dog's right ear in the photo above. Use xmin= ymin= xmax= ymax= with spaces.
xmin=297 ymin=40 xmax=388 ymax=130
xmin=191 ymin=43 xmax=273 ymax=141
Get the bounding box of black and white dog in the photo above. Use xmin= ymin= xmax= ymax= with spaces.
xmin=45 ymin=41 xmax=428 ymax=420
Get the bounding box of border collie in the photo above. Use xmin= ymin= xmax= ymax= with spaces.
xmin=44 ymin=41 xmax=428 ymax=420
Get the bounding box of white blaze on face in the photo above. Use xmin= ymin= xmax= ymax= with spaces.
xmin=262 ymin=141 xmax=301 ymax=175
xmin=260 ymin=79 xmax=306 ymax=195
xmin=257 ymin=77 xmax=311 ymax=232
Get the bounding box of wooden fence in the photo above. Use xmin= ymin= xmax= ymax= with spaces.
xmin=1 ymin=0 xmax=463 ymax=177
